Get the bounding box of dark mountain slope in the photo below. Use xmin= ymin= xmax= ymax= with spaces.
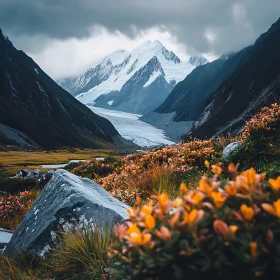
xmin=0 ymin=28 xmax=121 ymax=149
xmin=155 ymin=46 xmax=255 ymax=122
xmin=192 ymin=17 xmax=280 ymax=138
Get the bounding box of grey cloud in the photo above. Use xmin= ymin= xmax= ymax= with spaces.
xmin=1 ymin=0 xmax=280 ymax=55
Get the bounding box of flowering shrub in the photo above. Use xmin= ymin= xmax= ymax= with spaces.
xmin=72 ymin=158 xmax=121 ymax=181
xmin=111 ymin=164 xmax=280 ymax=280
xmin=242 ymin=103 xmax=280 ymax=139
xmin=0 ymin=190 xmax=39 ymax=229
xmin=99 ymin=139 xmax=226 ymax=203
xmin=227 ymin=103 xmax=280 ymax=178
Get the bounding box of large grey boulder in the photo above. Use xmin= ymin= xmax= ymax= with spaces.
xmin=5 ymin=170 xmax=130 ymax=257
xmin=222 ymin=141 xmax=242 ymax=158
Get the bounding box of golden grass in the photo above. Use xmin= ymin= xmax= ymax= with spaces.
xmin=0 ymin=149 xmax=119 ymax=176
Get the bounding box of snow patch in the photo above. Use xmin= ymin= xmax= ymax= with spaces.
xmin=107 ymin=100 xmax=114 ymax=105
xmin=34 ymin=68 xmax=39 ymax=75
xmin=143 ymin=71 xmax=161 ymax=87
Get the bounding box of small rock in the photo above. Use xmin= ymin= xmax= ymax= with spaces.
xmin=222 ymin=141 xmax=242 ymax=158
xmin=12 ymin=169 xmax=52 ymax=181
xmin=5 ymin=170 xmax=130 ymax=257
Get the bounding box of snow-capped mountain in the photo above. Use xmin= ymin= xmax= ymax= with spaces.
xmin=58 ymin=40 xmax=207 ymax=114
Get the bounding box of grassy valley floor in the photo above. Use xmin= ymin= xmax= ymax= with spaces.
xmin=0 ymin=148 xmax=120 ymax=177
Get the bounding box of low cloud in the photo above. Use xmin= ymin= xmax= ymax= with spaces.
xmin=1 ymin=0 xmax=279 ymax=79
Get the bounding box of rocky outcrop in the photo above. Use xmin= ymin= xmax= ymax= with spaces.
xmin=222 ymin=142 xmax=242 ymax=158
xmin=4 ymin=170 xmax=130 ymax=257
xmin=12 ymin=169 xmax=53 ymax=182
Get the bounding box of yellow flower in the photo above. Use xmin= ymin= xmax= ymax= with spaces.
xmin=249 ymin=242 xmax=257 ymax=257
xmin=240 ymin=204 xmax=254 ymax=221
xmin=211 ymin=192 xmax=227 ymax=208
xmin=262 ymin=199 xmax=280 ymax=218
xmin=157 ymin=193 xmax=169 ymax=208
xmin=180 ymin=183 xmax=188 ymax=194
xmin=204 ymin=160 xmax=210 ymax=168
xmin=269 ymin=176 xmax=280 ymax=191
xmin=211 ymin=164 xmax=222 ymax=175
xmin=199 ymin=176 xmax=212 ymax=196
xmin=184 ymin=209 xmax=198 ymax=225
xmin=229 ymin=225 xmax=238 ymax=235
xmin=145 ymin=215 xmax=155 ymax=230
xmin=225 ymin=184 xmax=237 ymax=196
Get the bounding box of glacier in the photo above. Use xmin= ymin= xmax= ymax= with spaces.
xmin=89 ymin=106 xmax=174 ymax=147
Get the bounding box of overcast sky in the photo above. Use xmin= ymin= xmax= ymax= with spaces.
xmin=1 ymin=0 xmax=280 ymax=79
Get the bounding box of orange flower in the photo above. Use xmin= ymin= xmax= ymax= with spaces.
xmin=241 ymin=168 xmax=257 ymax=185
xmin=249 ymin=242 xmax=257 ymax=257
xmin=157 ymin=193 xmax=169 ymax=208
xmin=262 ymin=199 xmax=280 ymax=218
xmin=180 ymin=183 xmax=188 ymax=194
xmin=235 ymin=175 xmax=250 ymax=194
xmin=228 ymin=163 xmax=238 ymax=174
xmin=130 ymin=232 xmax=151 ymax=246
xmin=229 ymin=225 xmax=238 ymax=235
xmin=127 ymin=207 xmax=136 ymax=216
xmin=211 ymin=164 xmax=222 ymax=175
xmin=240 ymin=204 xmax=254 ymax=221
xmin=126 ymin=223 xmax=141 ymax=236
xmin=204 ymin=160 xmax=210 ymax=168
xmin=145 ymin=215 xmax=155 ymax=230
xmin=211 ymin=192 xmax=227 ymax=208
xmin=225 ymin=184 xmax=237 ymax=196
xmin=269 ymin=176 xmax=280 ymax=191
xmin=188 ymin=191 xmax=204 ymax=205
xmin=183 ymin=209 xmax=198 ymax=225
xmin=199 ymin=176 xmax=212 ymax=196
xmin=141 ymin=202 xmax=153 ymax=216
xmin=213 ymin=220 xmax=231 ymax=239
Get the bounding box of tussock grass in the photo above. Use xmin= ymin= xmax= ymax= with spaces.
xmin=45 ymin=223 xmax=116 ymax=280
xmin=0 ymin=253 xmax=42 ymax=280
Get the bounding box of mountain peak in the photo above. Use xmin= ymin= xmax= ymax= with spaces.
xmin=188 ymin=56 xmax=208 ymax=67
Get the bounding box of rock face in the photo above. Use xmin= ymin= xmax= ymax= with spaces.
xmin=4 ymin=170 xmax=130 ymax=257
xmin=222 ymin=142 xmax=242 ymax=158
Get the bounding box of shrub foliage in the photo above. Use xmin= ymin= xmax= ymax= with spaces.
xmin=111 ymin=164 xmax=280 ymax=280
